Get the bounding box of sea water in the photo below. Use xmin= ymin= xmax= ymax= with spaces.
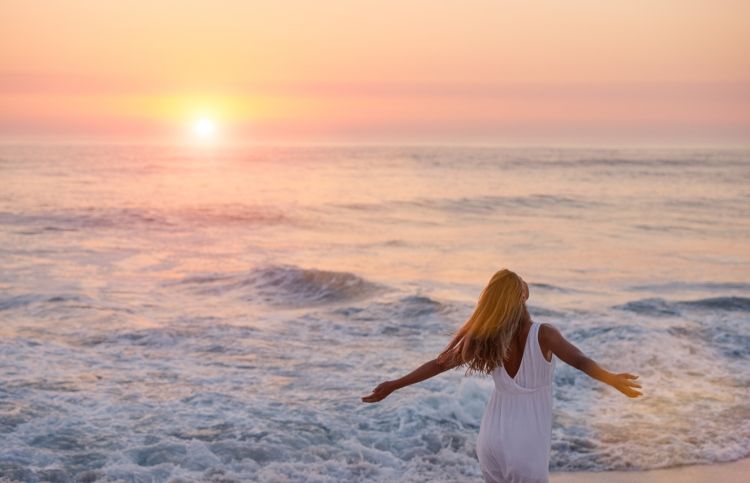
xmin=0 ymin=145 xmax=748 ymax=482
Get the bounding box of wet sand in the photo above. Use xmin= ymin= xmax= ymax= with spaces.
xmin=551 ymin=457 xmax=750 ymax=483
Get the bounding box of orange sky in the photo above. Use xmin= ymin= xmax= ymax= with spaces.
xmin=1 ymin=0 xmax=749 ymax=145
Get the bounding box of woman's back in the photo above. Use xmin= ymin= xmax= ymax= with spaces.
xmin=476 ymin=321 xmax=556 ymax=483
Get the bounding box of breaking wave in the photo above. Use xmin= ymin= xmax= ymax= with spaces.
xmin=171 ymin=264 xmax=388 ymax=307
xmin=614 ymin=296 xmax=750 ymax=316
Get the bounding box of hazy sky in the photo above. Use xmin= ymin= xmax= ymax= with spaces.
xmin=1 ymin=0 xmax=749 ymax=145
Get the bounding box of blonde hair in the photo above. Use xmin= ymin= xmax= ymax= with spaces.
xmin=437 ymin=268 xmax=530 ymax=375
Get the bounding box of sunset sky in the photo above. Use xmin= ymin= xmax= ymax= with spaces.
xmin=1 ymin=0 xmax=749 ymax=145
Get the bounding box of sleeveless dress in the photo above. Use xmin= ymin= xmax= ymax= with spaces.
xmin=476 ymin=321 xmax=556 ymax=483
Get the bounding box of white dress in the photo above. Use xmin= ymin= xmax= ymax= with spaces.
xmin=476 ymin=321 xmax=556 ymax=483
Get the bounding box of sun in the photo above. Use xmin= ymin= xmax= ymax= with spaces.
xmin=192 ymin=117 xmax=217 ymax=140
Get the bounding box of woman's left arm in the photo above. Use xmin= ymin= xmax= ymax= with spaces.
xmin=361 ymin=355 xmax=461 ymax=403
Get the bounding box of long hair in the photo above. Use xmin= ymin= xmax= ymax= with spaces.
xmin=437 ymin=268 xmax=530 ymax=375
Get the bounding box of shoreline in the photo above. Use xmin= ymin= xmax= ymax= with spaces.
xmin=550 ymin=457 xmax=750 ymax=483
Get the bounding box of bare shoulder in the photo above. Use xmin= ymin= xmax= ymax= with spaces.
xmin=538 ymin=322 xmax=566 ymax=347
xmin=537 ymin=322 xmax=557 ymax=362
xmin=538 ymin=322 xmax=561 ymax=338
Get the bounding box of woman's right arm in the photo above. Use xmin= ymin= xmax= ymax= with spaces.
xmin=361 ymin=349 xmax=463 ymax=403
xmin=540 ymin=323 xmax=643 ymax=398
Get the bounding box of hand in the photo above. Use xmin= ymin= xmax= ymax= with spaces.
xmin=608 ymin=373 xmax=642 ymax=398
xmin=361 ymin=381 xmax=396 ymax=403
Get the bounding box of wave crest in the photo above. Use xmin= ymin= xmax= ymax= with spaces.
xmin=172 ymin=264 xmax=386 ymax=307
xmin=615 ymin=296 xmax=750 ymax=316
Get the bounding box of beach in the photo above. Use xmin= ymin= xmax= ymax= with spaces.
xmin=551 ymin=457 xmax=750 ymax=483
xmin=1 ymin=145 xmax=748 ymax=481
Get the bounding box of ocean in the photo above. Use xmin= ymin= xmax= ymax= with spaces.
xmin=0 ymin=145 xmax=748 ymax=482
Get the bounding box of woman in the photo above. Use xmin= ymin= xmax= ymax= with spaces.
xmin=361 ymin=268 xmax=642 ymax=483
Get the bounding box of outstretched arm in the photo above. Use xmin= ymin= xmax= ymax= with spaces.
xmin=361 ymin=353 xmax=462 ymax=403
xmin=541 ymin=323 xmax=643 ymax=398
